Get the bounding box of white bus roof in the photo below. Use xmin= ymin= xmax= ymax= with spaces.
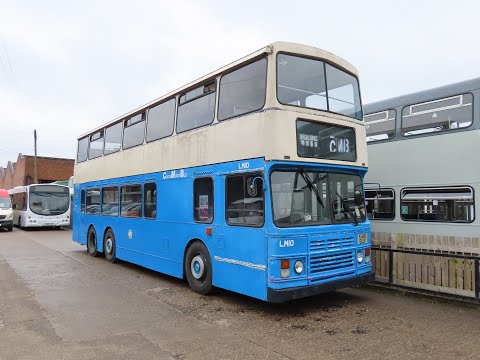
xmin=79 ymin=42 xmax=359 ymax=139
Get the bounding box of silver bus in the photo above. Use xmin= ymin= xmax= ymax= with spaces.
xmin=364 ymin=78 xmax=480 ymax=298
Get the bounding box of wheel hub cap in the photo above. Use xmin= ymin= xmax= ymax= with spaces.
xmin=106 ymin=238 xmax=112 ymax=253
xmin=191 ymin=255 xmax=205 ymax=279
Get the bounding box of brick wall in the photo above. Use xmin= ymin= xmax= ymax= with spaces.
xmin=0 ymin=153 xmax=74 ymax=190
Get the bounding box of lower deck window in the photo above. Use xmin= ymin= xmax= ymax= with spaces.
xmin=121 ymin=185 xmax=142 ymax=218
xmin=401 ymin=187 xmax=474 ymax=223
xmin=86 ymin=189 xmax=100 ymax=215
xmin=144 ymin=183 xmax=156 ymax=219
xmin=226 ymin=174 xmax=264 ymax=226
xmin=102 ymin=186 xmax=119 ymax=216
xmin=365 ymin=189 xmax=395 ymax=220
xmin=194 ymin=178 xmax=213 ymax=223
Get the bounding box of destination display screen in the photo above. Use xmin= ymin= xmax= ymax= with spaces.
xmin=296 ymin=120 xmax=356 ymax=161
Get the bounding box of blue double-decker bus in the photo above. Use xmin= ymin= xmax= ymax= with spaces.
xmin=73 ymin=42 xmax=373 ymax=302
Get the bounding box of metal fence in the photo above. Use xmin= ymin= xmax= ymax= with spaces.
xmin=372 ymin=247 xmax=480 ymax=301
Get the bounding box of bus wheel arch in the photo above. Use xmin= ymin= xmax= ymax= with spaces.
xmin=184 ymin=239 xmax=213 ymax=295
xmin=87 ymin=225 xmax=100 ymax=257
xmin=103 ymin=227 xmax=117 ymax=263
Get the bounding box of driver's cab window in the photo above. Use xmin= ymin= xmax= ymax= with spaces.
xmin=226 ymin=173 xmax=264 ymax=227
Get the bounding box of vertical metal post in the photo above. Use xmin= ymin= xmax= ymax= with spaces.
xmin=475 ymin=259 xmax=480 ymax=300
xmin=33 ymin=129 xmax=38 ymax=184
xmin=388 ymin=250 xmax=394 ymax=285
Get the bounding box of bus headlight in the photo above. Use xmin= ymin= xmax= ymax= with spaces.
xmin=6 ymin=213 xmax=13 ymax=220
xmin=365 ymin=248 xmax=371 ymax=264
xmin=294 ymin=260 xmax=304 ymax=274
xmin=357 ymin=251 xmax=364 ymax=263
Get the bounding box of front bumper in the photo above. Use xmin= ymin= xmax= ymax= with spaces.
xmin=266 ymin=272 xmax=374 ymax=303
xmin=24 ymin=218 xmax=70 ymax=227
xmin=0 ymin=220 xmax=13 ymax=227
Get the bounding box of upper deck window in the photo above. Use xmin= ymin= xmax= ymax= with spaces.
xmin=365 ymin=110 xmax=396 ymax=142
xmin=123 ymin=112 xmax=146 ymax=149
xmin=218 ymin=58 xmax=267 ymax=121
xmin=401 ymin=93 xmax=473 ymax=136
xmin=88 ymin=131 xmax=104 ymax=160
xmin=146 ymin=98 xmax=176 ymax=142
xmin=277 ymin=54 xmax=362 ymax=120
xmin=77 ymin=137 xmax=88 ymax=163
xmin=177 ymin=81 xmax=216 ymax=133
xmin=104 ymin=122 xmax=122 ymax=155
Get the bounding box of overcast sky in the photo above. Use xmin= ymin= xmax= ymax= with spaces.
xmin=1 ymin=0 xmax=479 ymax=166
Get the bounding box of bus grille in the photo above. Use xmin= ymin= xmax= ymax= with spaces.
xmin=309 ymin=236 xmax=354 ymax=252
xmin=309 ymin=250 xmax=355 ymax=280
xmin=0 ymin=215 xmax=5 ymax=220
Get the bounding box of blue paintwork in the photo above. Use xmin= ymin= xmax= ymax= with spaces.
xmin=72 ymin=158 xmax=372 ymax=301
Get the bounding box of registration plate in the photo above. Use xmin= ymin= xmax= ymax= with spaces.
xmin=358 ymin=233 xmax=367 ymax=244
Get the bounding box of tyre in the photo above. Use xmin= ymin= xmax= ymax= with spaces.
xmin=7 ymin=225 xmax=13 ymax=232
xmin=103 ymin=229 xmax=117 ymax=263
xmin=185 ymin=241 xmax=213 ymax=295
xmin=87 ymin=226 xmax=99 ymax=257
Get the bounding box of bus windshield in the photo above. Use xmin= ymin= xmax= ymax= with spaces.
xmin=271 ymin=170 xmax=366 ymax=227
xmin=0 ymin=196 xmax=10 ymax=209
xmin=277 ymin=54 xmax=362 ymax=120
xmin=29 ymin=185 xmax=69 ymax=216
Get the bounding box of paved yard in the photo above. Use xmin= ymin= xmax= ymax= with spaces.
xmin=0 ymin=228 xmax=479 ymax=359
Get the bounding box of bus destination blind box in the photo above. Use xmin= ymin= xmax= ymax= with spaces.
xmin=296 ymin=119 xmax=356 ymax=162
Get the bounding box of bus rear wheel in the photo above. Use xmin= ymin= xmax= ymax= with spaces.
xmin=103 ymin=229 xmax=117 ymax=263
xmin=87 ymin=227 xmax=99 ymax=257
xmin=185 ymin=242 xmax=213 ymax=295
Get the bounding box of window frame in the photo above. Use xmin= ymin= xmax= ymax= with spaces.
xmin=88 ymin=130 xmax=104 ymax=160
xmin=77 ymin=137 xmax=89 ymax=163
xmin=225 ymin=172 xmax=265 ymax=228
xmin=120 ymin=184 xmax=143 ymax=218
xmin=123 ymin=112 xmax=146 ymax=150
xmin=176 ymin=80 xmax=217 ymax=134
xmin=400 ymin=92 xmax=474 ymax=137
xmin=217 ymin=56 xmax=268 ymax=122
xmin=365 ymin=109 xmax=397 ymax=143
xmin=145 ymin=97 xmax=176 ymax=143
xmin=101 ymin=186 xmax=119 ymax=217
xmin=143 ymin=182 xmax=157 ymax=220
xmin=365 ymin=187 xmax=395 ymax=221
xmin=193 ymin=177 xmax=214 ymax=224
xmin=400 ymin=186 xmax=475 ymax=223
xmin=275 ymin=51 xmax=363 ymax=121
xmin=104 ymin=121 xmax=123 ymax=156
xmin=80 ymin=189 xmax=85 ymax=213
xmin=85 ymin=188 xmax=101 ymax=215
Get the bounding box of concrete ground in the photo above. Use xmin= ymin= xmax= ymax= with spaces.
xmin=0 ymin=228 xmax=479 ymax=360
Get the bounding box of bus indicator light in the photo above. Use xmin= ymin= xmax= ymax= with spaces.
xmin=205 ymin=227 xmax=212 ymax=236
xmin=281 ymin=259 xmax=290 ymax=278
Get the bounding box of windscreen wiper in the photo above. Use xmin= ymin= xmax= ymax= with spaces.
xmin=336 ymin=191 xmax=358 ymax=226
xmin=300 ymin=170 xmax=324 ymax=208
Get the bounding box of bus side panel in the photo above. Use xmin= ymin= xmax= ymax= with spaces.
xmin=211 ymin=176 xmax=267 ymax=301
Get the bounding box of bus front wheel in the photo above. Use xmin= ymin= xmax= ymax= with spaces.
xmin=87 ymin=227 xmax=99 ymax=257
xmin=185 ymin=242 xmax=213 ymax=295
xmin=103 ymin=229 xmax=117 ymax=263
